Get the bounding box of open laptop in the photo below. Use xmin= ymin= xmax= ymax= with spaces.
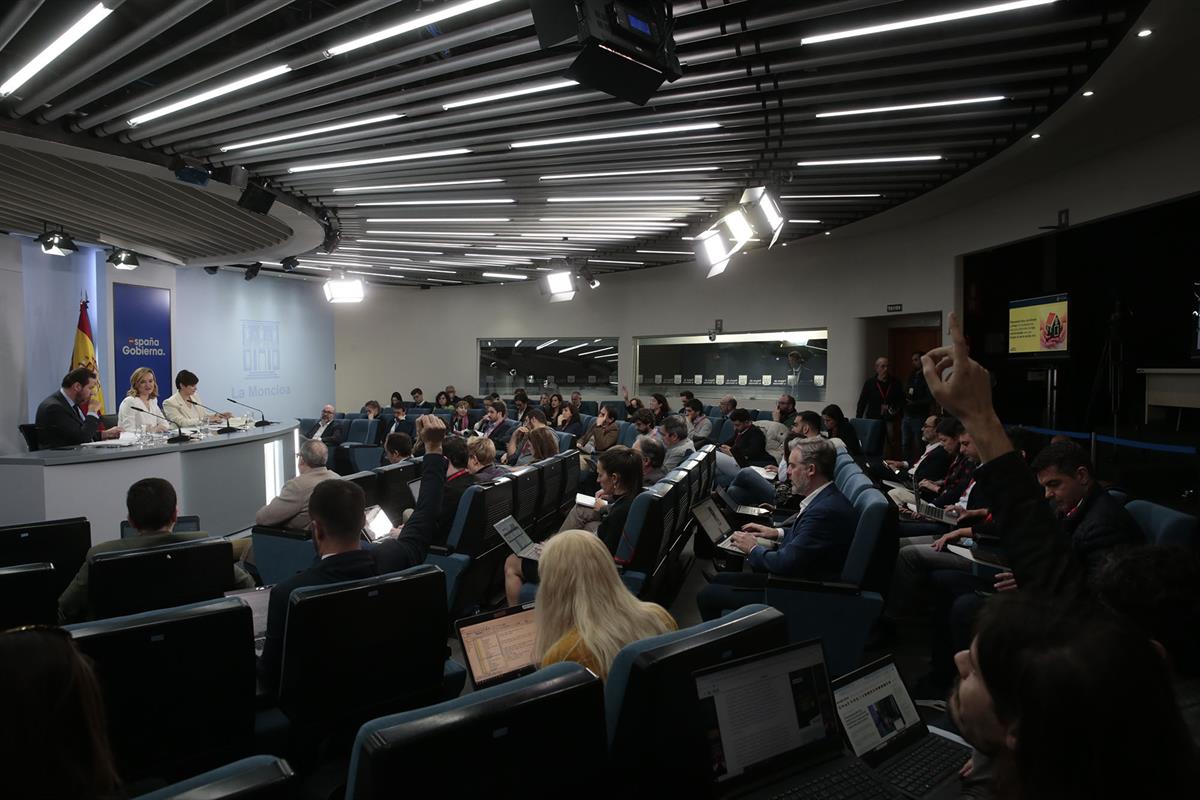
xmin=363 ymin=505 xmax=394 ymax=541
xmin=693 ymin=497 xmax=776 ymax=556
xmin=692 ymin=641 xmax=899 ymax=799
xmin=832 ymin=656 xmax=971 ymax=799
xmin=494 ymin=515 xmax=544 ymax=561
xmin=906 ymin=498 xmax=952 ymax=524
xmin=454 ymin=603 xmax=538 ymax=689
xmin=716 ymin=486 xmax=771 ymax=519
xmin=225 ymin=586 xmax=272 ymax=656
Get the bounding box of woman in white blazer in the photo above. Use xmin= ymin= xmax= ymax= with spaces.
xmin=117 ymin=367 xmax=168 ymax=432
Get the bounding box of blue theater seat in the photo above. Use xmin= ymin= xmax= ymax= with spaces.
xmin=1126 ymin=500 xmax=1197 ymax=548
xmin=133 ymin=755 xmax=295 ymax=800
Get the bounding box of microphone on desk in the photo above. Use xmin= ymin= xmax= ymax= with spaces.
xmin=188 ymin=399 xmax=239 ymax=434
xmin=226 ymin=398 xmax=272 ymax=427
xmin=133 ymin=407 xmax=191 ymax=444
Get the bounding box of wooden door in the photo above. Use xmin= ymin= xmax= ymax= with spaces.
xmin=888 ymin=326 xmax=943 ymax=384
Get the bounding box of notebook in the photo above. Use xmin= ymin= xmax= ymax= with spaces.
xmin=693 ymin=641 xmax=898 ymax=799
xmin=832 ymin=656 xmax=971 ymax=799
xmin=455 ymin=603 xmax=539 ymax=689
xmin=494 ymin=515 xmax=544 ymax=561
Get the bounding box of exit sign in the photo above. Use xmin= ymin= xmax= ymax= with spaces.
xmin=887 ymin=303 xmax=903 ymax=313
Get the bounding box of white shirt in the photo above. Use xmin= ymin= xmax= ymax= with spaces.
xmin=312 ymin=419 xmax=332 ymax=439
xmin=908 ymin=441 xmax=940 ymax=471
xmin=118 ymin=395 xmax=162 ymax=431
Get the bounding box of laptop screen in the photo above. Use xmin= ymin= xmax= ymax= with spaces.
xmin=693 ymin=642 xmax=841 ymax=785
xmin=693 ymin=497 xmax=732 ymax=544
xmin=456 ymin=604 xmax=538 ymax=687
xmin=494 ymin=515 xmax=534 ymax=553
xmin=832 ymin=658 xmax=923 ymax=759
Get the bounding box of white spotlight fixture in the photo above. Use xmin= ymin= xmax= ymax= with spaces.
xmin=796 ymin=155 xmax=942 ymax=166
xmin=481 ymin=272 xmax=529 ymax=280
xmin=539 ymin=166 xmax=718 ymax=181
xmin=106 ymin=248 xmax=139 ymax=270
xmin=443 ymin=79 xmax=577 ymax=110
xmin=543 ymin=271 xmax=577 ymax=303
xmin=815 ymin=95 xmax=1005 ymax=118
xmin=694 ymin=208 xmax=753 ymax=279
xmin=323 ymin=272 xmax=365 ymax=303
xmin=801 ymin=1 xmax=1058 ymax=45
xmin=219 ymin=113 xmax=404 ymax=151
xmin=0 ymin=2 xmax=113 ymax=98
xmin=129 ymin=65 xmax=292 ymax=126
xmin=325 ymin=0 xmax=506 ymax=56
xmin=739 ymin=186 xmax=786 ymax=247
xmin=37 ymin=228 xmax=78 ymax=257
xmin=288 ymin=148 xmax=471 ymax=173
xmin=510 ymin=121 xmax=721 ymax=149
xmin=334 ymin=178 xmax=504 ymax=193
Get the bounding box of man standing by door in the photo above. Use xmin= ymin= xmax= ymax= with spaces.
xmin=902 ymin=351 xmax=934 ymax=461
xmin=856 ymin=357 xmax=904 ymax=457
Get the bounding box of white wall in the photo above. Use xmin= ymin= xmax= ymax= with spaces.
xmin=0 ymin=237 xmax=25 ymax=454
xmin=334 ymin=106 xmax=1200 ymax=414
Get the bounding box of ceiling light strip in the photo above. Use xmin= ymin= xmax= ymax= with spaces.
xmin=0 ymin=3 xmax=113 ymax=98
xmin=326 ymin=0 xmax=507 ymax=55
xmin=334 ymin=178 xmax=504 ymax=193
xmin=511 ymin=122 xmax=721 ymax=149
xmin=443 ymin=79 xmax=577 ymax=110
xmin=815 ymin=95 xmax=1005 ymax=118
xmin=220 ymin=113 xmax=403 ymax=151
xmin=800 ymin=1 xmax=1058 ymax=45
xmin=289 ymin=148 xmax=471 ymax=173
xmin=129 ymin=65 xmax=292 ymax=126
xmin=539 ymin=166 xmax=718 ymax=181
xmin=796 ymin=155 xmax=942 ymax=166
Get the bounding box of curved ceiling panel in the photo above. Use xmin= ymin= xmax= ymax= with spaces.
xmin=0 ymin=0 xmax=1149 ymax=286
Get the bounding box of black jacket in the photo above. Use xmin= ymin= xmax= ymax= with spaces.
xmin=730 ymin=425 xmax=771 ymax=467
xmin=374 ymin=453 xmax=446 ymax=574
xmin=831 ymin=423 xmax=862 ymax=458
xmin=904 ymin=371 xmax=934 ymax=419
xmin=258 ymin=549 xmax=378 ymax=695
xmin=35 ymin=391 xmax=100 ymax=448
xmin=911 ymin=444 xmax=951 ymax=484
xmin=1063 ymin=484 xmax=1145 ymax=580
xmin=856 ymin=377 xmax=904 ymax=420
xmin=435 ymin=469 xmax=477 ymax=546
xmin=376 ymin=415 xmax=414 ymax=445
xmin=598 ymin=492 xmax=635 ymax=562
xmin=305 ymin=418 xmax=345 ymax=446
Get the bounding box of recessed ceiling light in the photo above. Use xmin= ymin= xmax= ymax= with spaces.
xmin=1137 ymin=28 xmax=1152 ymax=37
xmin=796 ymin=155 xmax=941 ymax=166
xmin=220 ymin=113 xmax=403 ymax=151
xmin=539 ymin=166 xmax=718 ymax=180
xmin=511 ymin=122 xmax=721 ymax=149
xmin=288 ymin=148 xmax=471 ymax=173
xmin=815 ymin=95 xmax=1005 ymax=118
xmin=443 ymin=79 xmax=577 ymax=110
xmin=333 ymin=178 xmax=504 ymax=193
xmin=801 ymin=1 xmax=1059 ymax=46
xmin=1082 ymin=90 xmax=1095 ymax=97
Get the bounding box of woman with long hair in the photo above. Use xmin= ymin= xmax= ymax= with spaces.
xmin=0 ymin=626 xmax=122 ymax=799
xmin=527 ymin=426 xmax=560 ymax=462
xmin=389 ymin=391 xmax=404 ymax=412
xmin=451 ymin=400 xmax=472 ymax=433
xmin=435 ymin=391 xmax=454 ymax=410
xmin=821 ymin=403 xmax=861 ymax=456
xmin=556 ymin=403 xmax=584 ymax=437
xmin=534 ymin=531 xmax=676 ymax=680
xmin=117 ymin=367 xmax=167 ymax=432
xmin=649 ymin=393 xmax=670 ymax=425
xmin=547 ymin=393 xmax=563 ymax=424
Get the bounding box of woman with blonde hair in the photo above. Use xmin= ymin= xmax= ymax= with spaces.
xmin=534 ymin=530 xmax=676 ymax=680
xmin=117 ymin=367 xmax=167 ymax=432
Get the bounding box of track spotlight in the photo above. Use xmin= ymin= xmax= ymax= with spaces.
xmin=541 ymin=270 xmax=578 ymax=302
xmin=324 ymin=271 xmax=365 ymax=303
xmin=579 ymin=265 xmax=600 ymax=289
xmin=203 ymin=266 xmax=219 ymax=275
xmin=280 ymin=256 xmax=299 ymax=272
xmin=37 ymin=226 xmax=78 ymax=257
xmin=244 ymin=262 xmax=262 ymax=281
xmin=106 ymin=248 xmax=139 ymax=270
xmin=740 ymin=187 xmax=786 ymax=247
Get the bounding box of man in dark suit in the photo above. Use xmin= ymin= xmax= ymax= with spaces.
xmin=698 ymin=436 xmax=857 ymax=620
xmin=376 ymin=404 xmax=414 ymax=445
xmin=721 ymin=408 xmax=770 ymax=467
xmin=477 ymin=400 xmax=514 ymax=446
xmin=35 ymin=368 xmax=124 ymax=448
xmin=304 ymin=404 xmax=345 ymax=446
xmin=432 ymin=436 xmax=476 ymax=546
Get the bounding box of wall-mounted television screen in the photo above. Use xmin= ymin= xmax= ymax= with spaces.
xmin=1008 ymin=293 xmax=1069 ymax=357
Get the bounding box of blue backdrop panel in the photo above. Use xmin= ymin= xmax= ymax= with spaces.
xmin=112 ymin=283 xmax=172 ymax=394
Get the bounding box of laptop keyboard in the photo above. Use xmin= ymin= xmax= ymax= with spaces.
xmin=877 ymin=735 xmax=969 ymax=796
xmin=770 ymin=761 xmax=894 ymax=800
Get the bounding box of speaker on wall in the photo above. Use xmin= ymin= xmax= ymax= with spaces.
xmin=237 ymin=183 xmax=275 ymax=215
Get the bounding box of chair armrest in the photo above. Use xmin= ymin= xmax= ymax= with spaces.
xmin=427 ymin=544 xmax=452 ymax=556
xmin=765 ymin=575 xmax=862 ymax=595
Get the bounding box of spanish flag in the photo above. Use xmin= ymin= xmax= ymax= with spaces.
xmin=71 ymin=298 xmax=105 ymax=414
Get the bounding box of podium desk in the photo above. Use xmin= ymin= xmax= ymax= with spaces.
xmin=0 ymin=422 xmax=299 ymax=545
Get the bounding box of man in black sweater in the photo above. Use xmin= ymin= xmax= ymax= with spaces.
xmin=721 ymin=408 xmax=771 ymax=467
xmin=257 ymin=416 xmax=447 ymax=695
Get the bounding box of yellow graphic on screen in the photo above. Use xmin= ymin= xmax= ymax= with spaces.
xmin=1008 ymin=295 xmax=1068 ymax=354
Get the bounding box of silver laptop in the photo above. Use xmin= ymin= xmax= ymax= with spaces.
xmin=494 ymin=515 xmax=544 ymax=561
xmin=225 ymin=586 xmax=271 ymax=656
xmin=693 ymin=497 xmax=775 ymax=556
xmin=832 ymin=656 xmax=971 ymax=799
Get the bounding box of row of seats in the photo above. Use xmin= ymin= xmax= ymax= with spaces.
xmin=122 ymin=602 xmax=788 ymax=798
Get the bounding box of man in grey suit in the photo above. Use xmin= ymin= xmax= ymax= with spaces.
xmin=58 ymin=477 xmax=253 ymax=622
xmin=256 ymin=439 xmax=338 ymax=530
xmin=35 ymin=367 xmax=124 ymax=449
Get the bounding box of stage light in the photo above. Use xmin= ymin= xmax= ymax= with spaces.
xmin=542 ymin=271 xmax=577 ymax=303
xmin=740 ymin=186 xmax=785 ymax=247
xmin=37 ymin=228 xmax=78 ymax=257
xmin=106 ymin=248 xmax=139 ymax=270
xmin=323 ymin=272 xmax=365 ymax=303
xmin=280 ymin=257 xmax=299 ymax=272
xmin=244 ymin=263 xmax=262 ymax=281
xmin=203 ymin=266 xmax=219 ymax=275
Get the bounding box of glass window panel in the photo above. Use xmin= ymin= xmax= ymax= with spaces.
xmin=478 ymin=338 xmax=620 ymax=396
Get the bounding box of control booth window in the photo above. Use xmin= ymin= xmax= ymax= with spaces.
xmin=635 ymin=330 xmax=828 ymax=406
xmin=479 ymin=338 xmax=619 ymax=397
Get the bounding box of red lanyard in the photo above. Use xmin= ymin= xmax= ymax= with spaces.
xmin=876 ymin=380 xmax=889 ymax=402
xmin=446 ymin=469 xmax=468 ymax=482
